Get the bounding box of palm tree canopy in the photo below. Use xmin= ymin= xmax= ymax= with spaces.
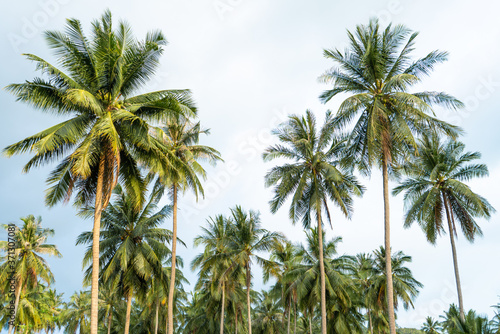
xmin=319 ymin=18 xmax=463 ymax=174
xmin=76 ymin=183 xmax=175 ymax=292
xmin=152 ymin=114 xmax=222 ymax=199
xmin=0 ymin=215 xmax=61 ymax=289
xmin=263 ymin=110 xmax=364 ymax=229
xmin=393 ymin=135 xmax=495 ymax=243
xmin=4 ymin=10 xmax=197 ymax=209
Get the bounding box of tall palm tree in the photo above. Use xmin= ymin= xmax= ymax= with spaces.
xmin=263 ymin=110 xmax=364 ymax=334
xmin=226 ymin=206 xmax=283 ymax=334
xmin=421 ymin=316 xmax=441 ymax=334
xmin=153 ymin=114 xmax=222 ymax=334
xmin=77 ymin=183 xmax=173 ymax=334
xmin=4 ymin=11 xmax=197 ymax=334
xmin=319 ymin=19 xmax=463 ymax=333
xmin=0 ymin=215 xmax=61 ymax=334
xmin=393 ymin=136 xmax=494 ymax=320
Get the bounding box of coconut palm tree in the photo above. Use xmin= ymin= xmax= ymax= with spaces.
xmin=371 ymin=247 xmax=422 ymax=314
xmin=152 ymin=114 xmax=222 ymax=334
xmin=262 ymin=239 xmax=301 ymax=334
xmin=192 ymin=214 xmax=239 ymax=334
xmin=77 ymin=183 xmax=174 ymax=334
xmin=263 ymin=110 xmax=364 ymax=334
xmin=349 ymin=253 xmax=378 ymax=333
xmin=421 ymin=316 xmax=441 ymax=334
xmin=288 ymin=229 xmax=361 ymax=334
xmin=0 ymin=215 xmax=61 ymax=334
xmin=253 ymin=291 xmax=285 ymax=334
xmin=62 ymin=290 xmax=91 ymax=334
xmin=393 ymin=136 xmax=494 ymax=320
xmin=225 ymin=206 xmax=283 ymax=334
xmin=319 ymin=18 xmax=463 ymax=333
xmin=4 ymin=11 xmax=197 ymax=333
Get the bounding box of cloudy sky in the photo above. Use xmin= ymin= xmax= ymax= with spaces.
xmin=1 ymin=0 xmax=499 ymax=329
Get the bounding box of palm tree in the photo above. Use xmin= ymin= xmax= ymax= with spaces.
xmin=288 ymin=229 xmax=361 ymax=334
xmin=253 ymin=291 xmax=285 ymax=334
xmin=393 ymin=136 xmax=494 ymax=320
xmin=152 ymin=114 xmax=222 ymax=334
xmin=225 ymin=206 xmax=283 ymax=334
xmin=319 ymin=18 xmax=463 ymax=333
xmin=0 ymin=215 xmax=61 ymax=334
xmin=421 ymin=316 xmax=441 ymax=334
xmin=62 ymin=290 xmax=91 ymax=334
xmin=192 ymin=214 xmax=239 ymax=334
xmin=371 ymin=247 xmax=422 ymax=315
xmin=4 ymin=11 xmax=197 ymax=334
xmin=263 ymin=110 xmax=364 ymax=334
xmin=349 ymin=253 xmax=377 ymax=333
xmin=262 ymin=239 xmax=301 ymax=334
xmin=77 ymin=183 xmax=173 ymax=334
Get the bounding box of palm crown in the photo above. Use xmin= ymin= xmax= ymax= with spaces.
xmin=320 ymin=19 xmax=463 ymax=172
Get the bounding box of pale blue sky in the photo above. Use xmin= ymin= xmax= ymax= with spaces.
xmin=1 ymin=0 xmax=499 ymax=330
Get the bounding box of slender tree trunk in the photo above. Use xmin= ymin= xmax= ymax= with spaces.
xmin=246 ymin=264 xmax=252 ymax=334
xmin=91 ymin=158 xmax=106 ymax=334
xmin=309 ymin=314 xmax=313 ymax=334
xmin=155 ymin=301 xmax=159 ymax=334
xmin=382 ymin=158 xmax=397 ymax=334
xmin=235 ymin=311 xmax=238 ymax=334
xmin=287 ymin=297 xmax=291 ymax=334
xmin=167 ymin=184 xmax=178 ymax=334
xmin=293 ymin=302 xmax=297 ymax=334
xmin=107 ymin=310 xmax=112 ymax=334
xmin=368 ymin=309 xmax=373 ymax=334
xmin=165 ymin=307 xmax=168 ymax=334
xmin=8 ymin=278 xmax=22 ymax=334
xmin=317 ymin=210 xmax=327 ymax=334
xmin=124 ymin=293 xmax=132 ymax=334
xmin=443 ymin=193 xmax=465 ymax=321
xmin=220 ymin=281 xmax=225 ymax=334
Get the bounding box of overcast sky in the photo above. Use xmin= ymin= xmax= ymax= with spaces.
xmin=1 ymin=0 xmax=499 ymax=330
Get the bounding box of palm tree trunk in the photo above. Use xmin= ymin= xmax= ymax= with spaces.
xmin=382 ymin=157 xmax=397 ymax=334
xmin=107 ymin=310 xmax=112 ymax=334
xmin=368 ymin=309 xmax=373 ymax=334
xmin=246 ymin=264 xmax=252 ymax=334
xmin=317 ymin=209 xmax=327 ymax=334
xmin=293 ymin=302 xmax=297 ymax=334
xmin=443 ymin=193 xmax=465 ymax=321
xmin=220 ymin=281 xmax=225 ymax=334
xmin=165 ymin=307 xmax=168 ymax=334
xmin=287 ymin=297 xmax=291 ymax=334
xmin=8 ymin=278 xmax=22 ymax=334
xmin=235 ymin=311 xmax=238 ymax=334
xmin=90 ymin=158 xmax=106 ymax=334
xmin=309 ymin=314 xmax=313 ymax=334
xmin=155 ymin=301 xmax=159 ymax=334
xmin=167 ymin=184 xmax=178 ymax=334
xmin=124 ymin=293 xmax=132 ymax=334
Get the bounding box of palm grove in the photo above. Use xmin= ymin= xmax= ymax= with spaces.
xmin=0 ymin=11 xmax=497 ymax=334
